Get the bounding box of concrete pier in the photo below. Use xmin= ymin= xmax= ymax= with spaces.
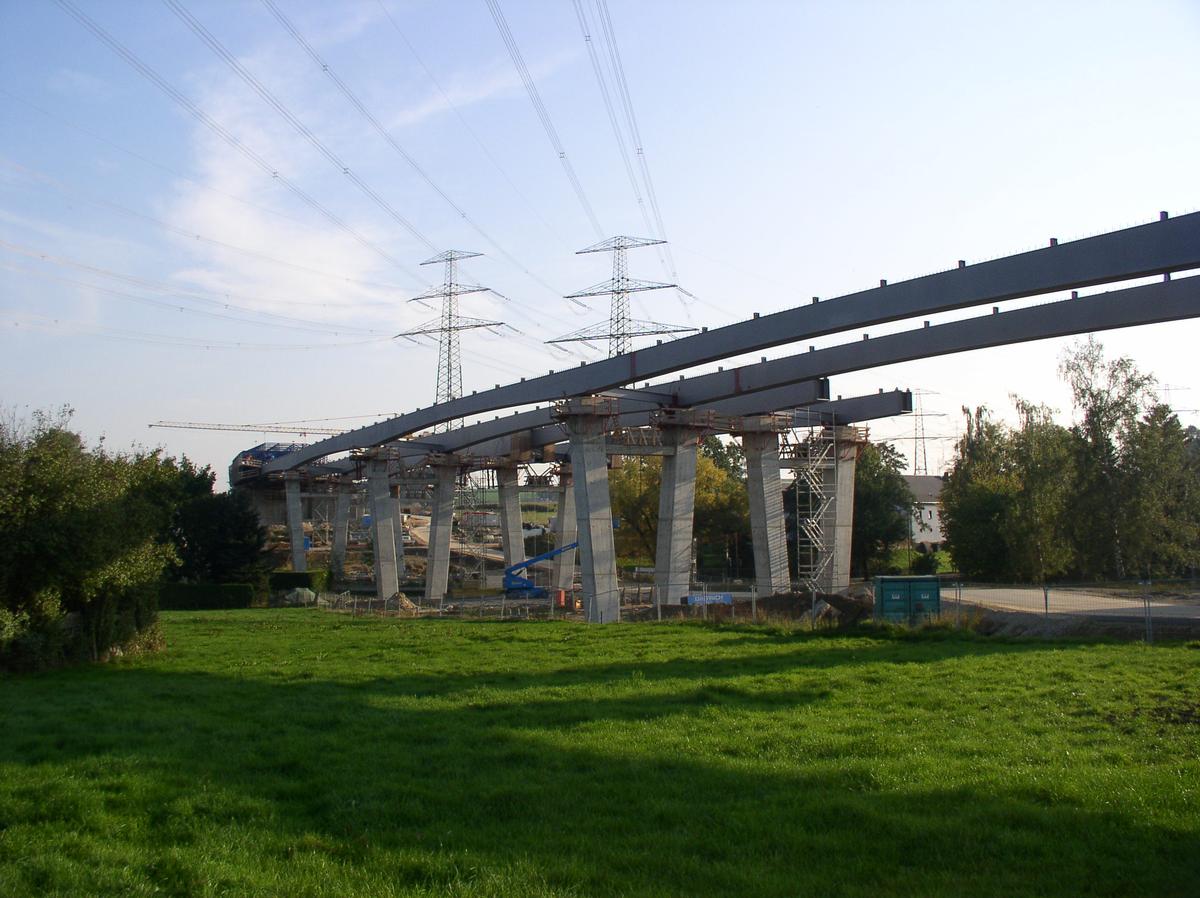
xmin=284 ymin=472 xmax=307 ymax=573
xmin=497 ymin=464 xmax=524 ymax=568
xmin=552 ymin=468 xmax=577 ymax=592
xmin=424 ymin=458 xmax=458 ymax=606
xmin=563 ymin=398 xmax=620 ymax=623
xmin=653 ymin=424 xmax=700 ymax=605
xmin=366 ymin=457 xmax=399 ymax=600
xmin=818 ymin=427 xmax=867 ymax=594
xmin=742 ymin=422 xmax=791 ymax=596
xmin=330 ymin=483 xmax=351 ymax=580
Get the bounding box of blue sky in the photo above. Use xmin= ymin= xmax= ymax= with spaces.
xmin=2 ymin=0 xmax=1198 ymax=485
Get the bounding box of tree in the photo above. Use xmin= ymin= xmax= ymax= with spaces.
xmin=940 ymin=406 xmax=1016 ymax=581
xmin=1058 ymin=336 xmax=1156 ymax=578
xmin=850 ymin=442 xmax=914 ymax=578
xmin=171 ymin=490 xmax=268 ymax=586
xmin=0 ymin=408 xmax=182 ymax=666
xmin=1118 ymin=405 xmax=1200 ymax=578
xmin=1005 ymin=399 xmax=1075 ymax=581
xmin=608 ymin=448 xmax=752 ymax=577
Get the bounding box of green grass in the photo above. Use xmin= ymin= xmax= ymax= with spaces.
xmin=2 ymin=612 xmax=1198 ymax=897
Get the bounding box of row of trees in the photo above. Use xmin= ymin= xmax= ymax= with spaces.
xmin=0 ymin=407 xmax=266 ymax=670
xmin=941 ymin=339 xmax=1200 ymax=582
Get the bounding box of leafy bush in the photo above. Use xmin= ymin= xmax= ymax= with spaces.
xmin=0 ymin=408 xmax=183 ymax=670
xmin=159 ymin=583 xmax=257 ymax=611
xmin=910 ymin=552 xmax=940 ymax=575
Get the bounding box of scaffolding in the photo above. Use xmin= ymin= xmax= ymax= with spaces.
xmin=782 ymin=426 xmax=839 ymax=595
xmin=456 ymin=468 xmax=496 ymax=590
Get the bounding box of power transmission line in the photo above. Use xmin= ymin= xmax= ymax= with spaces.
xmin=52 ymin=0 xmax=427 ymax=285
xmin=52 ymin=0 xmax=596 ymax=370
xmin=261 ymin=0 xmax=569 ymax=304
xmin=3 ymin=158 xmax=403 ymax=306
xmin=593 ymin=0 xmax=677 ymax=280
xmin=394 ymin=250 xmax=504 ymax=431
xmin=0 ymin=239 xmax=388 ymax=334
xmin=484 ymin=0 xmax=604 ymax=239
xmin=4 ymin=311 xmax=386 ymax=351
xmin=569 ymin=0 xmax=655 ymax=240
xmin=548 ymin=236 xmax=694 ymax=358
xmin=162 ymin=0 xmax=438 ymax=253
xmin=373 ymin=0 xmax=564 ymax=243
xmin=2 ymin=263 xmax=389 ymax=337
xmin=139 ymin=1 xmax=594 ymax=356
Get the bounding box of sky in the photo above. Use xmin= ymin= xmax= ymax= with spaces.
xmin=2 ymin=0 xmax=1199 ymax=487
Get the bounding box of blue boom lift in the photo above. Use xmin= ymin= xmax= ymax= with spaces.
xmin=503 ymin=542 xmax=578 ymax=599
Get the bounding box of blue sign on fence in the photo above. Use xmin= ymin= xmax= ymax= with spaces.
xmin=683 ymin=593 xmax=733 ymax=606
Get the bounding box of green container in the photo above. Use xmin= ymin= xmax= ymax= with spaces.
xmin=874 ymin=576 xmax=941 ymax=623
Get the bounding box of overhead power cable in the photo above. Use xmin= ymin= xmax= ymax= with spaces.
xmin=261 ymin=0 xmax=568 ymax=302
xmin=2 ymin=159 xmax=402 ymax=306
xmin=593 ymin=0 xmax=677 ymax=279
xmin=373 ymin=0 xmax=564 ymax=243
xmin=4 ymin=311 xmax=388 ymax=351
xmin=1 ymin=87 xmax=320 ymax=236
xmin=484 ymin=0 xmax=604 ymax=239
xmin=2 ymin=262 xmax=385 ymax=336
xmin=0 ymin=239 xmax=387 ymax=333
xmin=162 ymin=0 xmax=437 ymax=253
xmin=52 ymin=0 xmax=427 ymax=286
xmin=569 ymin=0 xmax=665 ymax=270
xmin=159 ymin=0 xmax=594 ymax=347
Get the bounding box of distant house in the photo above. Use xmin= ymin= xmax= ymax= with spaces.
xmin=903 ymin=475 xmax=945 ymax=549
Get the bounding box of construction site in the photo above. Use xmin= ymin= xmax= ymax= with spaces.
xmin=209 ymin=212 xmax=1200 ymax=625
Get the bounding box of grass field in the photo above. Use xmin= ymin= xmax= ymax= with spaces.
xmin=2 ymin=612 xmax=1198 ymax=897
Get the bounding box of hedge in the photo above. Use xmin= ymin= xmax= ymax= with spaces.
xmin=159 ymin=582 xmax=257 ymax=611
xmin=268 ymin=569 xmax=331 ymax=593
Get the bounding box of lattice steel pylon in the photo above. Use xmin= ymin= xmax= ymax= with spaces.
xmin=547 ymin=236 xmax=695 ymax=357
xmin=394 ymin=250 xmax=503 ymax=431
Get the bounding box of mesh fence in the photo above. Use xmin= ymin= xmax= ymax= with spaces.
xmin=942 ymin=581 xmax=1200 ymax=642
xmin=302 ymin=579 xmax=1199 ymax=641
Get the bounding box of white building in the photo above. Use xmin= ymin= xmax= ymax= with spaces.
xmin=903 ymin=475 xmax=945 ymax=549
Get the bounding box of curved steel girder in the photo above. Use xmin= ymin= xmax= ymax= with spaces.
xmin=324 ymin=276 xmax=1199 ymax=475
xmin=262 ymin=213 xmax=1200 ymax=472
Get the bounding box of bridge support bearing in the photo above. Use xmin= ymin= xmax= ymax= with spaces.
xmin=653 ymin=425 xmax=701 ymax=607
xmin=563 ymin=399 xmax=620 ymax=623
xmin=552 ymin=467 xmax=577 ymax=593
xmin=284 ymin=472 xmax=307 ymax=573
xmin=741 ymin=423 xmax=791 ymax=597
xmin=330 ymin=483 xmax=352 ymax=581
xmin=424 ymin=459 xmax=458 ymax=607
xmin=367 ymin=456 xmax=399 ymax=601
xmin=497 ymin=464 xmax=524 ymax=569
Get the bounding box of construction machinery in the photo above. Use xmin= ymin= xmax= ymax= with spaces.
xmin=503 ymin=543 xmax=578 ymax=599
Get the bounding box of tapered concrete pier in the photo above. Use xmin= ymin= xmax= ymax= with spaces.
xmin=367 ymin=455 xmax=399 ymax=600
xmin=284 ymin=472 xmax=307 ymax=573
xmin=741 ymin=419 xmax=791 ymax=596
xmin=563 ymin=398 xmax=620 ymax=623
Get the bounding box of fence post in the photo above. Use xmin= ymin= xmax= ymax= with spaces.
xmin=1143 ymin=595 xmax=1154 ymax=644
xmin=955 ymin=582 xmax=961 ymax=627
xmin=1043 ymin=584 xmax=1050 ymax=616
xmin=751 ymin=585 xmax=757 ymax=623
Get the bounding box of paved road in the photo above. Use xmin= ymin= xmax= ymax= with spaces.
xmin=953 ymin=586 xmax=1200 ymax=621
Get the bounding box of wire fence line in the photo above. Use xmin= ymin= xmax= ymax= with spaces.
xmin=942 ymin=581 xmax=1200 ymax=643
xmin=287 ymin=578 xmax=1199 ymax=642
